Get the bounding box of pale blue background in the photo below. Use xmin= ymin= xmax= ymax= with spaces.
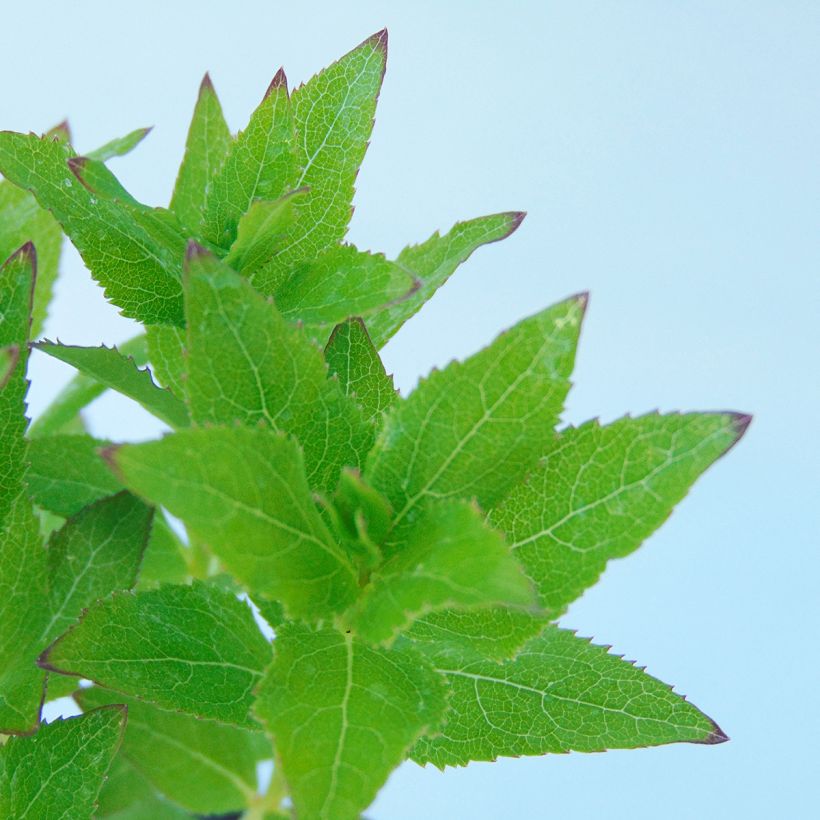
xmin=3 ymin=2 xmax=818 ymax=817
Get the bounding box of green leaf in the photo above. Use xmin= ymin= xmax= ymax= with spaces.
xmin=411 ymin=624 xmax=726 ymax=767
xmin=0 ymin=706 xmax=126 ymax=818
xmin=204 ymin=71 xmax=296 ymax=249
xmin=29 ymin=334 xmax=148 ymax=438
xmin=183 ymin=244 xmax=370 ymax=492
xmin=145 ymin=325 xmax=186 ymax=398
xmin=254 ymin=623 xmax=446 ymax=820
xmin=79 ymin=687 xmax=270 ymax=814
xmin=490 ymin=413 xmax=749 ymax=617
xmin=35 ymin=341 xmax=190 ymax=429
xmin=137 ymin=514 xmax=191 ymax=590
xmin=171 ymin=73 xmax=232 ymax=236
xmin=250 ymin=31 xmax=388 ymax=295
xmin=108 ymin=427 xmax=359 ymax=620
xmin=325 ymin=317 xmax=397 ymax=426
xmin=366 ymin=212 xmax=525 ymax=348
xmin=366 ymin=295 xmax=586 ymax=545
xmin=87 ymin=126 xmax=152 ymax=162
xmin=43 ymin=672 xmax=80 ymax=702
xmin=0 ymin=179 xmax=63 ymax=338
xmin=274 ymin=246 xmax=418 ymax=341
xmin=96 ymin=756 xmax=191 ymax=820
xmin=0 ymin=496 xmax=48 ymax=733
xmin=0 ymin=131 xmax=185 ymax=325
xmin=0 ymin=345 xmax=18 ymax=390
xmin=0 ymin=243 xmax=35 ymax=528
xmin=333 ymin=467 xmax=393 ymax=557
xmin=42 ymin=492 xmax=153 ymax=645
xmin=68 ymin=155 xmax=140 ymax=205
xmin=350 ymin=500 xmax=536 ymax=646
xmin=406 ymin=608 xmax=547 ymax=662
xmin=223 ymin=190 xmax=305 ymax=274
xmin=40 ymin=581 xmax=271 ymax=726
xmin=27 ymin=434 xmax=123 ymax=517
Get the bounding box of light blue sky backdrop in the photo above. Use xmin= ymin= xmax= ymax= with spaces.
xmin=4 ymin=2 xmax=817 ymax=817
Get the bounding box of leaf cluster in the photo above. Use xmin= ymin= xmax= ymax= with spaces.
xmin=0 ymin=30 xmax=748 ymax=819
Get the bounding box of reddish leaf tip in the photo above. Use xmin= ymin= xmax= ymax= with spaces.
xmin=267 ymin=67 xmax=288 ymax=96
xmin=185 ymin=239 xmax=209 ymax=262
xmin=701 ymin=719 xmax=730 ymax=745
xmin=729 ymin=412 xmax=752 ymax=440
xmin=367 ymin=28 xmax=389 ymax=52
xmin=506 ymin=211 xmax=527 ymax=234
xmin=200 ymin=72 xmax=215 ymax=93
xmin=571 ymin=291 xmax=590 ymax=314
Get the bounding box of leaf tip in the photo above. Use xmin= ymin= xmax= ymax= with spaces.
xmin=185 ymin=239 xmax=210 ymax=263
xmin=701 ymin=719 xmax=730 ymax=745
xmin=367 ymin=28 xmax=389 ymax=53
xmin=200 ymin=72 xmax=215 ymax=93
xmin=506 ymin=211 xmax=527 ymax=235
xmin=266 ymin=68 xmax=288 ymax=96
xmin=728 ymin=412 xmax=752 ymax=441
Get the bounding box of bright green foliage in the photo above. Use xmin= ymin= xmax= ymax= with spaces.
xmin=183 ymin=245 xmax=370 ymax=492
xmin=367 ymin=211 xmax=526 ymax=348
xmin=224 ymin=190 xmax=304 ymax=274
xmin=108 ymin=427 xmax=359 ymax=619
xmin=41 ymin=582 xmax=271 ymax=726
xmin=170 ymin=74 xmax=232 ymax=237
xmin=87 ymin=126 xmax=153 ymax=162
xmin=28 ymin=334 xmax=149 ymax=438
xmin=366 ymin=295 xmax=585 ymax=546
xmin=79 ymin=687 xmax=270 ymax=814
xmin=0 ymin=31 xmax=749 ymax=817
xmin=248 ymin=31 xmax=388 ymax=295
xmin=254 ymin=623 xmax=446 ymax=820
xmin=0 ymin=132 xmax=186 ymax=325
xmin=35 ymin=342 xmax=190 ymax=429
xmin=96 ymin=756 xmax=191 ymax=820
xmin=0 ymin=707 xmax=125 ymax=819
xmin=490 ymin=412 xmax=747 ymax=617
xmin=204 ymin=70 xmax=295 ymax=249
xmin=0 ymin=179 xmax=63 ymax=338
xmin=325 ymin=317 xmax=397 ymax=425
xmin=411 ymin=624 xmax=725 ymax=768
xmin=350 ymin=500 xmax=536 ymax=645
xmin=275 ymin=245 xmax=417 ymax=340
xmin=27 ymin=434 xmax=123 ymax=517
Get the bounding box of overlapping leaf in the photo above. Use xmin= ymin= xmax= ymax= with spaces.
xmin=254 ymin=623 xmax=446 ymax=820
xmin=0 ymin=706 xmax=126 ymax=818
xmin=80 ymin=687 xmax=270 ymax=814
xmin=183 ymin=244 xmax=370 ymax=491
xmin=107 ymin=427 xmax=358 ymax=619
xmin=490 ymin=412 xmax=749 ymax=616
xmin=40 ymin=581 xmax=271 ymax=726
xmin=411 ymin=624 xmax=726 ymax=767
xmin=250 ymin=31 xmax=388 ymax=294
xmin=366 ymin=295 xmax=586 ymax=546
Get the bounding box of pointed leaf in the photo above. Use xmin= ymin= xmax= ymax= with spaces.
xmin=325 ymin=317 xmax=397 ymax=425
xmin=251 ymin=31 xmax=388 ymax=294
xmin=184 ymin=244 xmax=370 ymax=492
xmin=108 ymin=427 xmax=359 ymax=619
xmin=367 ymin=212 xmax=525 ymax=347
xmin=0 ymin=131 xmax=185 ymax=325
xmin=0 ymin=706 xmax=126 ymax=818
xmin=40 ymin=581 xmax=271 ymax=726
xmin=490 ymin=413 xmax=750 ymax=617
xmin=411 ymin=624 xmax=726 ymax=767
xmin=223 ymin=189 xmax=305 ymax=273
xmin=35 ymin=342 xmax=190 ymax=429
xmin=275 ymin=245 xmax=417 ymax=341
xmin=29 ymin=334 xmax=148 ymax=438
xmin=254 ymin=623 xmax=446 ymax=820
xmin=80 ymin=687 xmax=270 ymax=814
xmin=366 ymin=295 xmax=585 ymax=545
xmin=204 ymin=71 xmax=296 ymax=248
xmin=69 ymin=155 xmax=140 ymax=204
xmin=350 ymin=500 xmax=535 ymax=646
xmin=0 ymin=179 xmax=63 ymax=338
xmin=27 ymin=434 xmax=123 ymax=517
xmin=42 ymin=492 xmax=153 ymax=645
xmin=171 ymin=73 xmax=232 ymax=235
xmin=87 ymin=126 xmax=152 ymax=162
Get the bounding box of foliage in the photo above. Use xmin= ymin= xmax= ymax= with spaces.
xmin=0 ymin=30 xmax=748 ymax=819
